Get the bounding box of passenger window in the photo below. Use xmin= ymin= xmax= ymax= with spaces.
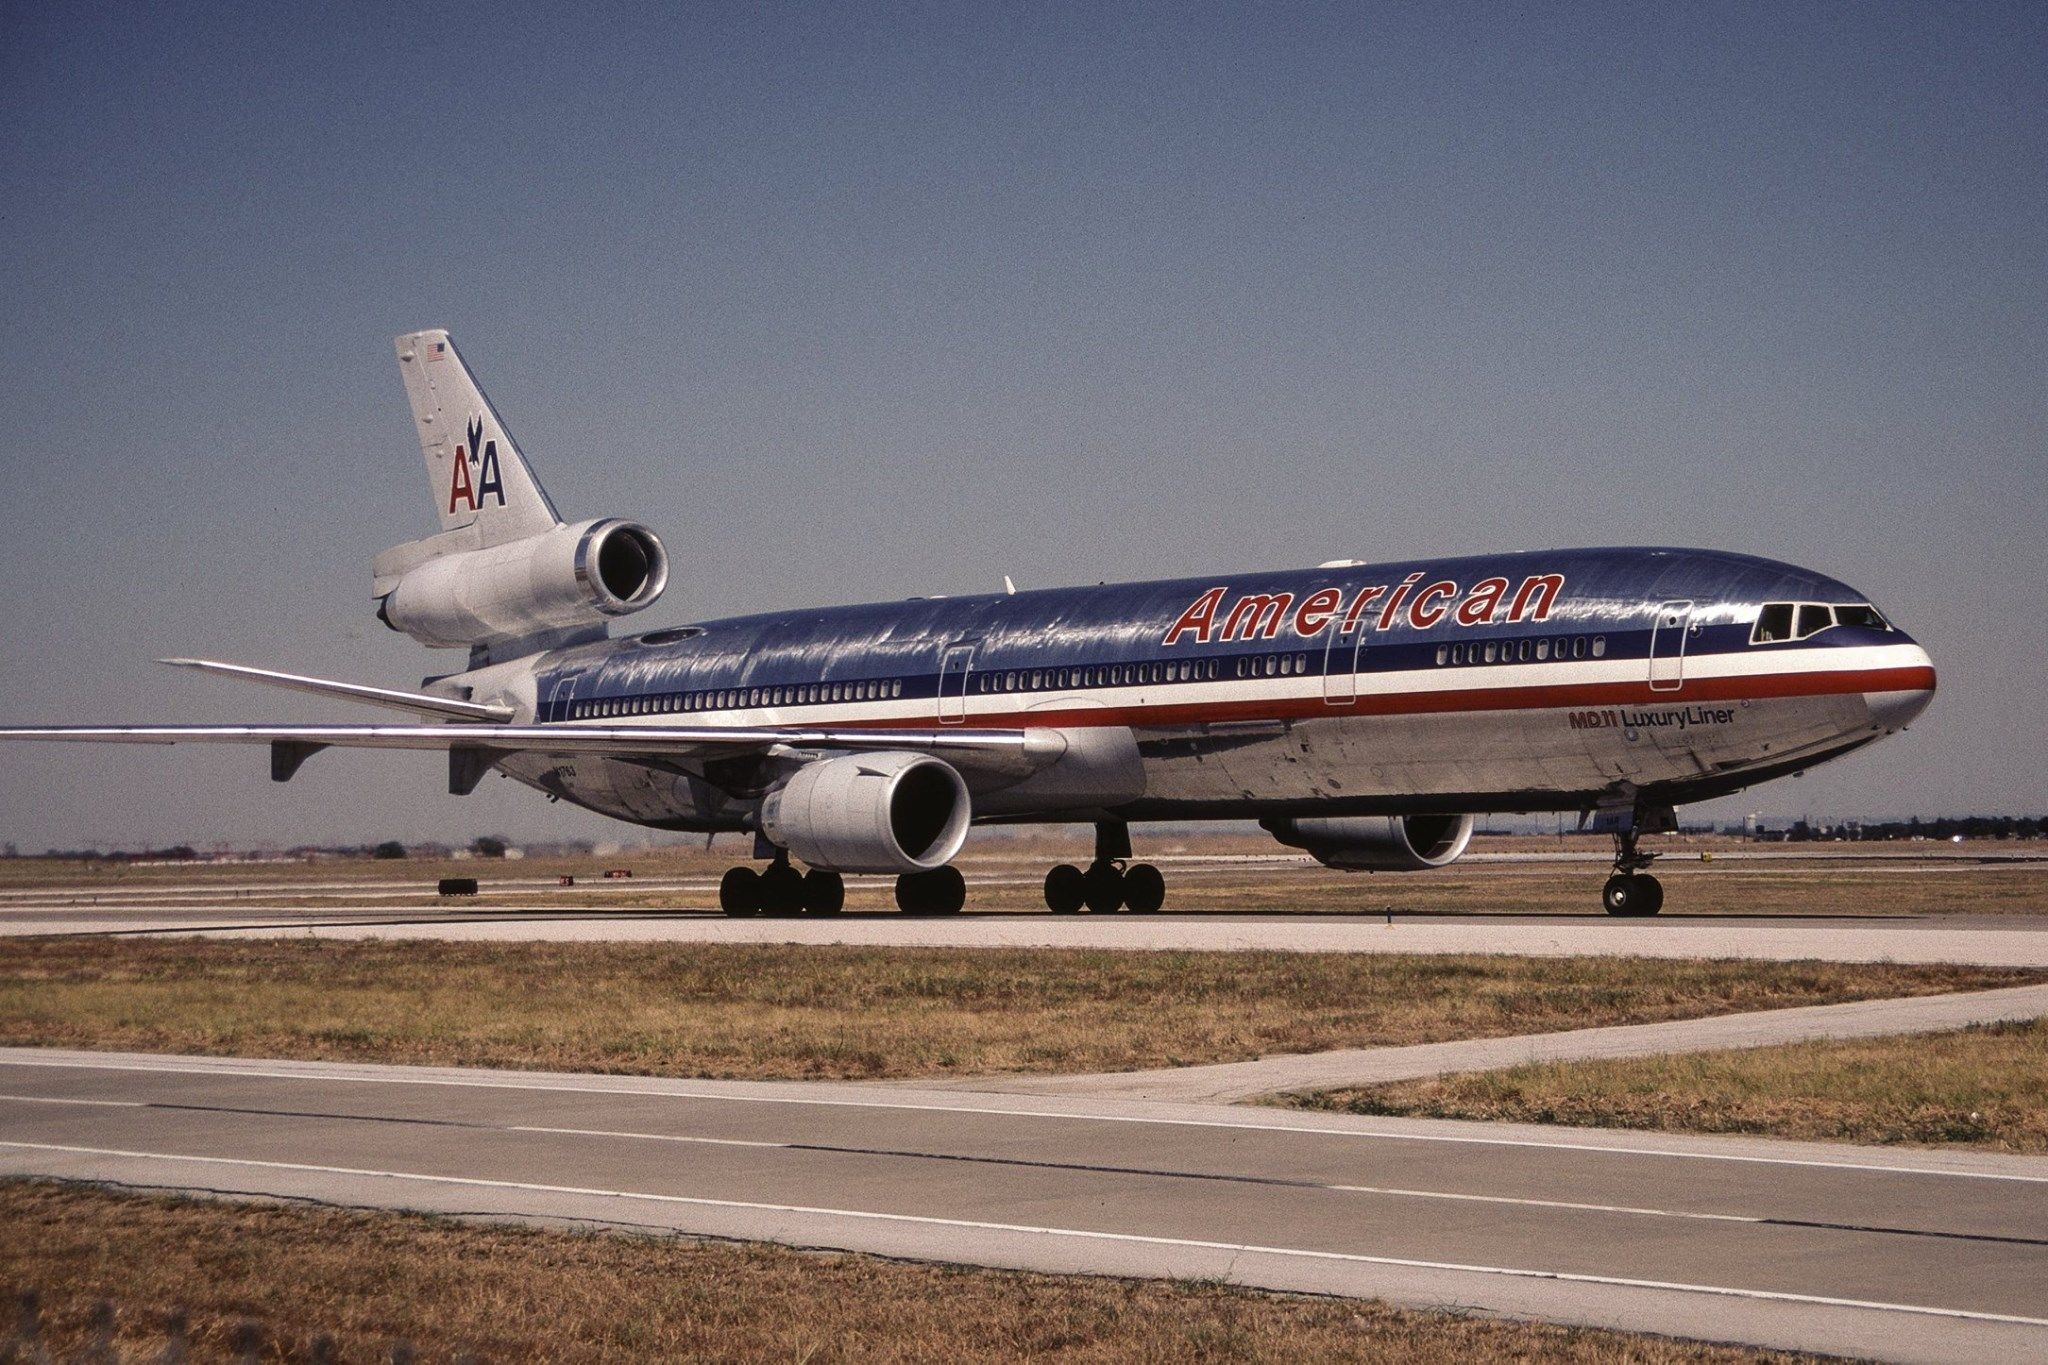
xmin=1535 ymin=639 xmax=1550 ymax=661
xmin=1591 ymin=636 xmax=1606 ymax=658
xmin=1796 ymin=603 xmax=1835 ymax=639
xmin=1483 ymin=642 xmax=1498 ymax=663
xmin=1435 ymin=646 xmax=1448 ymax=666
xmin=1296 ymin=654 xmax=1309 ymax=674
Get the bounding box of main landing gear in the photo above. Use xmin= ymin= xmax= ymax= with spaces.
xmin=1601 ymin=826 xmax=1664 ymax=917
xmin=1043 ymin=822 xmax=1168 ymax=914
xmin=717 ymin=848 xmax=964 ymax=916
xmin=719 ymin=851 xmax=845 ymax=917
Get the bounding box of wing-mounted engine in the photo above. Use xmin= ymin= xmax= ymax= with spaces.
xmin=374 ymin=517 xmax=668 ymax=651
xmin=760 ymin=751 xmax=972 ymax=874
xmin=1262 ymin=813 xmax=1475 ymax=871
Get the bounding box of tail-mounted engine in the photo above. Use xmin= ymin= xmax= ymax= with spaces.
xmin=375 ymin=518 xmax=668 ymax=650
xmin=1262 ymin=813 xmax=1475 ymax=871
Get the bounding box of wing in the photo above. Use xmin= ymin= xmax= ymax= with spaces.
xmin=0 ymin=722 xmax=1063 ymax=786
xmin=158 ymin=657 xmax=516 ymax=722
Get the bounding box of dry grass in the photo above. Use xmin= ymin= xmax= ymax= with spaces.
xmin=1 ymin=937 xmax=2038 ymax=1080
xmin=1306 ymin=1019 xmax=2048 ymax=1153
xmin=0 ymin=1180 xmax=1820 ymax=1363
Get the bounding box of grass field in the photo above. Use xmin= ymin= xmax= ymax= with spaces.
xmin=3 ymin=834 xmax=2043 ymax=916
xmin=1 ymin=938 xmax=2037 ymax=1079
xmin=0 ymin=1181 xmax=1821 ymax=1363
xmin=1304 ymin=1018 xmax=2048 ymax=1153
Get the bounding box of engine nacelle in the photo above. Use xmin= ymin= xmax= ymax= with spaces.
xmin=760 ymin=752 xmax=971 ymax=875
xmin=378 ymin=518 xmax=668 ymax=648
xmin=1262 ymin=813 xmax=1475 ymax=871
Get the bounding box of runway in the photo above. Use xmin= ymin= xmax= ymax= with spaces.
xmin=8 ymin=900 xmax=2048 ymax=966
xmin=3 ymin=1049 xmax=2045 ymax=1362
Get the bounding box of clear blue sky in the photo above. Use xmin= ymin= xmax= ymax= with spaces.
xmin=1 ymin=2 xmax=2041 ymax=850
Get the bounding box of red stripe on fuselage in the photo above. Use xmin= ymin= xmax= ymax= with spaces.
xmin=795 ymin=663 xmax=1938 ymax=733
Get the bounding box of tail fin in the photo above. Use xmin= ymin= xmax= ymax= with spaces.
xmin=394 ymin=330 xmax=561 ymax=546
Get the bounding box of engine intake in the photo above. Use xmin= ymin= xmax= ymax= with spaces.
xmin=760 ymin=752 xmax=971 ymax=874
xmin=1262 ymin=813 xmax=1475 ymax=871
xmin=378 ymin=518 xmax=668 ymax=648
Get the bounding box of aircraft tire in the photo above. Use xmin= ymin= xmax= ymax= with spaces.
xmin=1044 ymin=864 xmax=1086 ymax=914
xmin=1602 ymin=873 xmax=1662 ymax=917
xmin=759 ymin=864 xmax=805 ymax=917
xmin=1082 ymin=862 xmax=1125 ymax=914
xmin=801 ymin=869 xmax=845 ymax=915
xmin=719 ymin=866 xmax=762 ymax=917
xmin=897 ymin=866 xmax=966 ymax=916
xmin=1123 ymin=863 xmax=1166 ymax=913
xmin=926 ymin=864 xmax=966 ymax=914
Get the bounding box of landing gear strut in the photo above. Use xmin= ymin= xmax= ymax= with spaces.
xmin=1601 ymin=827 xmax=1664 ymax=917
xmin=1044 ymin=822 xmax=1166 ymax=914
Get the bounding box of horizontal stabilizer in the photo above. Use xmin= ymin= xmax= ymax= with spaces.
xmin=160 ymin=658 xmax=514 ymax=723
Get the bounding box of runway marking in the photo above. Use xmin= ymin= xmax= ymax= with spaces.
xmin=0 ymin=1093 xmax=143 ymax=1109
xmin=513 ymin=1125 xmax=784 ymax=1150
xmin=3 ymin=1138 xmax=2045 ymax=1331
xmin=7 ymin=1054 xmax=2045 ymax=1184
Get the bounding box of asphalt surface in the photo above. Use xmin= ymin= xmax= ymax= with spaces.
xmin=8 ymin=900 xmax=2048 ymax=966
xmin=3 ymin=1049 xmax=2045 ymax=1362
xmin=945 ymin=982 xmax=2048 ymax=1101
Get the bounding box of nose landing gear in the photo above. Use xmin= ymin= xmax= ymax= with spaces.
xmin=1043 ymin=822 xmax=1166 ymax=913
xmin=1602 ymin=827 xmax=1664 ymax=917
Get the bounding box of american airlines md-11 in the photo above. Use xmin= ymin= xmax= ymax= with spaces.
xmin=0 ymin=331 xmax=1937 ymax=917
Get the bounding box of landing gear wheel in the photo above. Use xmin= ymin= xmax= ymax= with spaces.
xmin=1082 ymin=862 xmax=1125 ymax=914
xmin=801 ymin=869 xmax=845 ymax=915
xmin=1122 ymin=863 xmax=1166 ymax=914
xmin=1044 ymin=864 xmax=1086 ymax=914
xmin=1602 ymin=873 xmax=1663 ymax=917
xmin=896 ymin=866 xmax=966 ymax=915
xmin=719 ymin=866 xmax=761 ymax=917
xmin=758 ymin=863 xmax=805 ymax=917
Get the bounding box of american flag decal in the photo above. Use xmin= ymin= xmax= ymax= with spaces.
xmin=427 ymin=340 xmax=448 ymax=362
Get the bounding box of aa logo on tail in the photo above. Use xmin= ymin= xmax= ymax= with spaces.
xmin=448 ymin=416 xmax=507 ymax=514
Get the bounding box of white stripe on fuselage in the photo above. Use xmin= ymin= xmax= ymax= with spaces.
xmin=546 ymin=642 xmax=1925 ymax=732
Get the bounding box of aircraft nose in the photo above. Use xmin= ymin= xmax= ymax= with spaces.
xmin=1867 ymin=641 xmax=1936 ymax=732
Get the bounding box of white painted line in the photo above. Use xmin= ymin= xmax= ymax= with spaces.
xmin=3 ymin=1139 xmax=2042 ymax=1330
xmin=0 ymin=1093 xmax=145 ymax=1109
xmin=6 ymin=1053 xmax=2043 ymax=1184
xmin=511 ymin=1125 xmax=785 ymax=1150
xmin=1330 ymin=1184 xmax=1763 ymax=1224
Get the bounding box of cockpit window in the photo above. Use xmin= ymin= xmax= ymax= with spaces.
xmin=1751 ymin=601 xmax=1893 ymax=645
xmin=1834 ymin=604 xmax=1890 ymax=631
xmin=1753 ymin=603 xmax=1794 ymax=644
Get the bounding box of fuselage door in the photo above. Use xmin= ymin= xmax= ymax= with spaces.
xmin=937 ymin=641 xmax=977 ymax=724
xmin=545 ymin=670 xmax=584 ymax=723
xmin=1648 ymin=600 xmax=1694 ymax=693
xmin=1323 ymin=619 xmax=1365 ymax=704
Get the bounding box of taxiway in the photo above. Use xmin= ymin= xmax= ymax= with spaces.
xmin=2 ymin=1049 xmax=2043 ymax=1364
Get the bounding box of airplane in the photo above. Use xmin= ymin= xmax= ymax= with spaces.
xmin=0 ymin=330 xmax=1937 ymax=918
